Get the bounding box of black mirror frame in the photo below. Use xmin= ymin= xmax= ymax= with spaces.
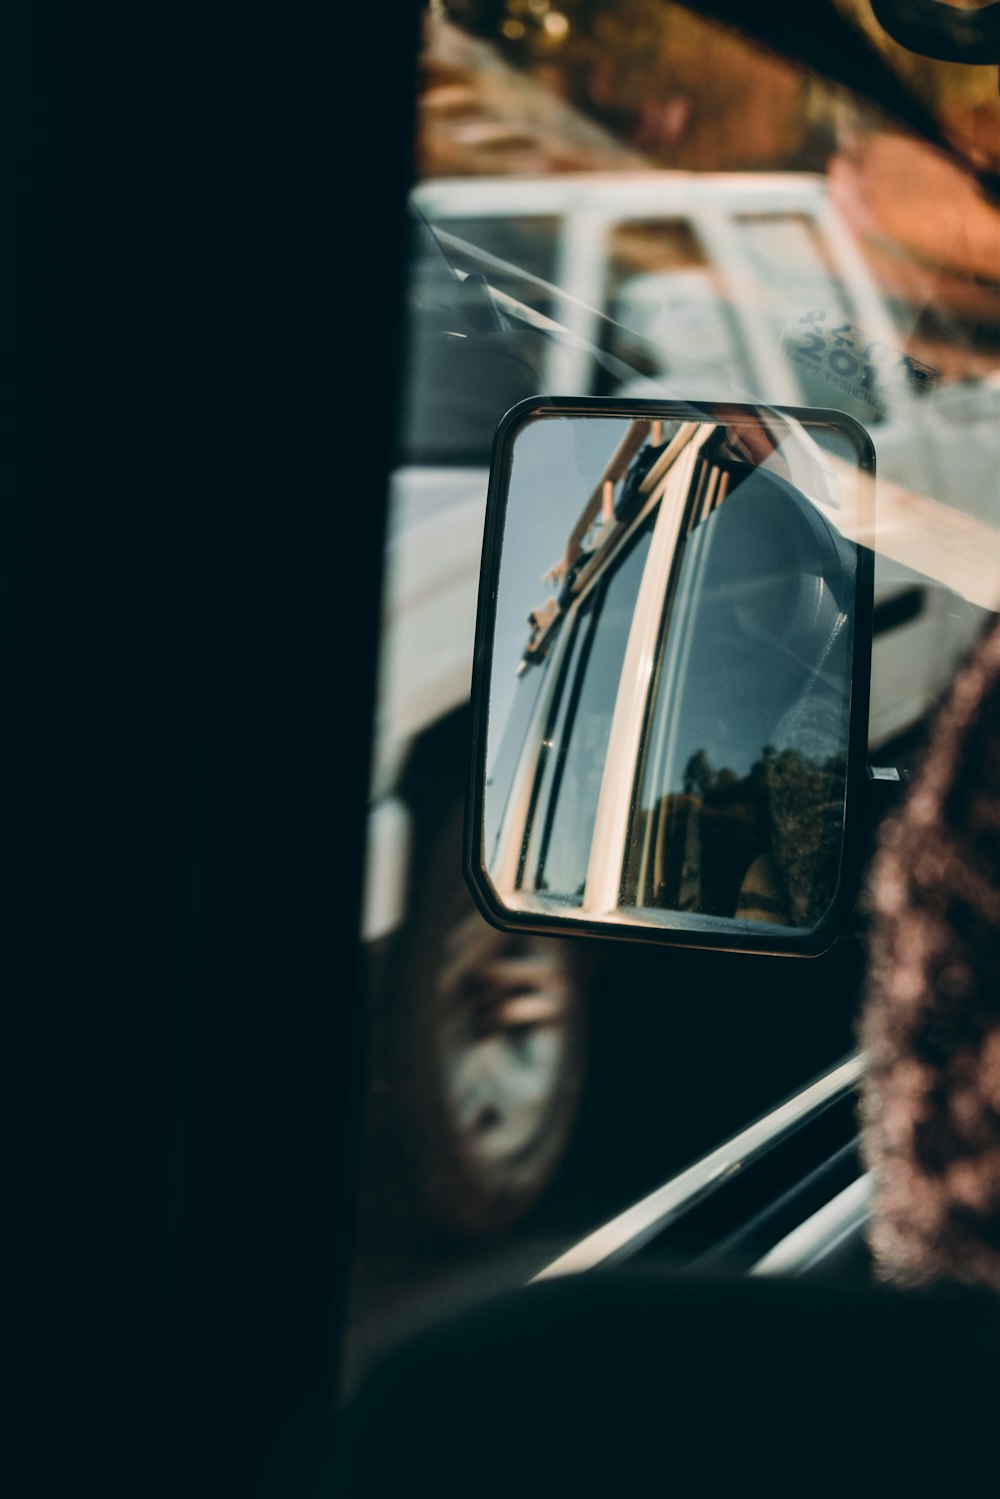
xmin=465 ymin=396 xmax=876 ymax=959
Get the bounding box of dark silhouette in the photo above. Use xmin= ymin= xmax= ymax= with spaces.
xmin=860 ymin=614 xmax=1000 ymax=1288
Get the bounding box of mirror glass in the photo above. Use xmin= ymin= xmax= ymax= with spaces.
xmin=473 ymin=399 xmax=875 ymax=953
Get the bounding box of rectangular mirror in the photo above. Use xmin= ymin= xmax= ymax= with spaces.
xmin=467 ymin=398 xmax=875 ymax=955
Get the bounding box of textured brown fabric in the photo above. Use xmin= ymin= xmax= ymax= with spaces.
xmin=859 ymin=614 xmax=1000 ymax=1287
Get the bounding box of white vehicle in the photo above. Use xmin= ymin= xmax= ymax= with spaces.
xmin=363 ymin=171 xmax=998 ymax=1240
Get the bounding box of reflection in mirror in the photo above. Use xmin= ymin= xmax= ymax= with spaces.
xmin=476 ymin=400 xmax=874 ymax=954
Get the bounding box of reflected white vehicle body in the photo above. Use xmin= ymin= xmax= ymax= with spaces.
xmin=364 ymin=171 xmax=999 ymax=941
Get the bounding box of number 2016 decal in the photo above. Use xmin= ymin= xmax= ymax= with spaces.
xmin=782 ymin=311 xmax=938 ymax=415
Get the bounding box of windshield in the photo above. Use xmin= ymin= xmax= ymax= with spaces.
xmin=351 ymin=0 xmax=1000 ymax=1399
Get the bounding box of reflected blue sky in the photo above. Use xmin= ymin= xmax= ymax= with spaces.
xmin=488 ymin=415 xmax=632 ymax=774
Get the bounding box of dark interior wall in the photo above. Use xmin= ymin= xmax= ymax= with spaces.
xmin=9 ymin=5 xmax=422 ymax=1496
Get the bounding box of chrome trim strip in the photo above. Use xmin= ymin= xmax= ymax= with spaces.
xmin=532 ymin=1051 xmax=866 ymax=1281
xmin=751 ymin=1172 xmax=871 ymax=1277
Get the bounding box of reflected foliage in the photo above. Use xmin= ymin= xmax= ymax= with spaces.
xmin=630 ymin=743 xmax=847 ymax=928
xmin=441 ymin=1 xmax=833 ymax=170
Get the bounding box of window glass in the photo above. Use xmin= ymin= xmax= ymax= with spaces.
xmin=428 ymin=212 xmax=562 ymax=313
xmin=516 ymin=588 xmax=597 ymax=892
xmin=621 ymin=469 xmax=855 ymax=928
xmin=527 ymin=513 xmax=656 ymax=900
xmin=397 ymin=216 xmax=551 ymax=466
xmin=346 ymin=0 xmax=1000 ymax=1399
xmin=733 ymin=212 xmax=883 ymax=420
xmin=483 ymin=639 xmax=551 ymax=867
xmin=599 ymin=217 xmax=753 ymax=397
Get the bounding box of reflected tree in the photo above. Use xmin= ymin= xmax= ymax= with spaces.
xmin=651 ymin=743 xmax=847 ymax=928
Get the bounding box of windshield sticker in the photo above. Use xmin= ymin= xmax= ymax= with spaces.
xmin=782 ymin=311 xmax=938 ymax=417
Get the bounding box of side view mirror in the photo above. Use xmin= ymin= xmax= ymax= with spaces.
xmin=467 ymin=398 xmax=875 ymax=956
